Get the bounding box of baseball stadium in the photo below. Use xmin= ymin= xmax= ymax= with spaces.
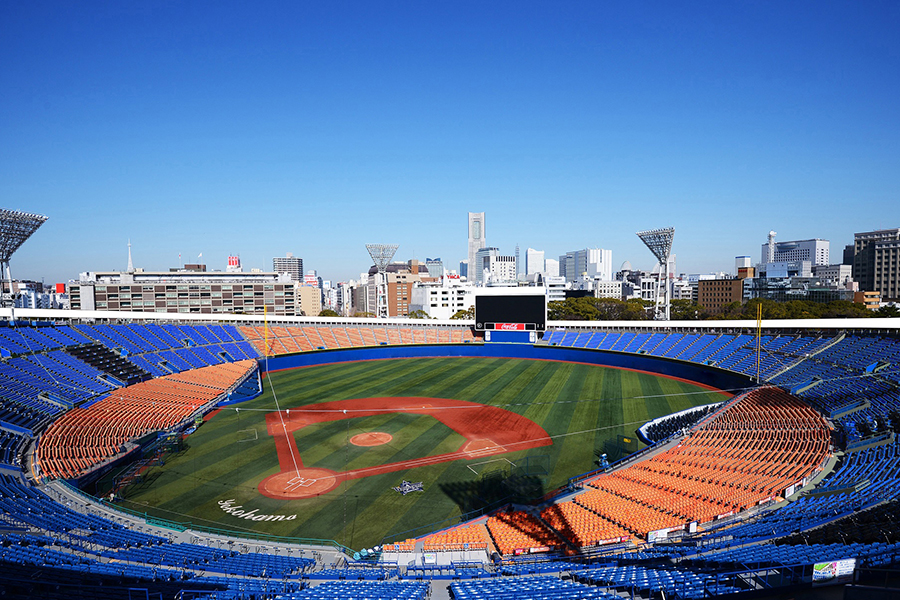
xmin=1 ymin=292 xmax=900 ymax=600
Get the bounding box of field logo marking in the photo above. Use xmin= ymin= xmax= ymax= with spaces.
xmin=217 ymin=499 xmax=297 ymax=521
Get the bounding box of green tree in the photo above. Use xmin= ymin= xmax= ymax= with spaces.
xmin=876 ymin=305 xmax=900 ymax=318
xmin=408 ymin=309 xmax=429 ymax=319
xmin=450 ymin=306 xmax=475 ymax=320
xmin=318 ymin=309 xmax=340 ymax=317
xmin=670 ymin=299 xmax=701 ymax=321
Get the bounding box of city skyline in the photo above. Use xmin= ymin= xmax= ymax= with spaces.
xmin=2 ymin=2 xmax=898 ymax=284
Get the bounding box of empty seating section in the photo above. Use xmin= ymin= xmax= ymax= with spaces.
xmin=493 ymin=387 xmax=829 ymax=550
xmin=696 ymin=540 xmax=900 ymax=569
xmin=452 ymin=576 xmax=619 ymax=600
xmin=237 ymin=323 xmax=476 ymax=356
xmin=0 ymin=474 xmax=167 ymax=548
xmin=486 ymin=511 xmax=563 ymax=555
xmin=0 ymin=430 xmax=27 ymax=468
xmin=540 ymin=501 xmax=631 ymax=547
xmin=286 ymin=580 xmax=427 ymax=599
xmin=542 ymin=328 xmax=844 ymax=382
xmin=708 ymin=436 xmax=900 ymax=545
xmin=421 ymin=523 xmax=489 ymax=551
xmin=771 ymin=335 xmax=900 ymax=441
xmin=36 ymin=360 xmax=256 ymax=480
xmin=576 ymin=564 xmax=743 ymax=598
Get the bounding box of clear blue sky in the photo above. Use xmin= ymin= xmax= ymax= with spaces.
xmin=2 ymin=1 xmax=898 ymax=284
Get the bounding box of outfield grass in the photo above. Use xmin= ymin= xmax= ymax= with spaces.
xmin=119 ymin=357 xmax=728 ymax=549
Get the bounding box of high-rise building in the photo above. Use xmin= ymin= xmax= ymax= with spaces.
xmin=473 ymin=247 xmax=500 ymax=285
xmin=273 ymin=252 xmax=303 ymax=281
xmin=759 ymin=236 xmax=829 ymax=267
xmin=559 ymin=248 xmax=613 ymax=282
xmin=525 ymin=248 xmax=545 ymax=275
xmin=853 ymin=228 xmax=900 ymax=301
xmin=425 ymin=257 xmax=444 ymax=278
xmin=544 ymin=258 xmax=559 ymax=278
xmin=467 ymin=212 xmax=486 ymax=277
xmin=485 ymin=255 xmax=517 ymax=284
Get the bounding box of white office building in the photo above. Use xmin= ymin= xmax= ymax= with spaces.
xmin=760 ymin=236 xmax=829 ymax=267
xmin=544 ymin=258 xmax=559 ymax=278
xmin=485 ymin=255 xmax=517 ymax=285
xmin=560 ymin=248 xmax=613 ymax=282
xmin=409 ymin=278 xmax=474 ymax=320
xmin=525 ymin=248 xmax=545 ymax=276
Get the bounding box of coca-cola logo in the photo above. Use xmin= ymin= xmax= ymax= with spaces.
xmin=498 ymin=323 xmax=524 ymax=331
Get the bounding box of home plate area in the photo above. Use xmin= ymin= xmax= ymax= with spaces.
xmin=257 ymin=397 xmax=551 ymax=500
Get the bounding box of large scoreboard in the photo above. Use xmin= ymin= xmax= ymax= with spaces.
xmin=475 ymin=293 xmax=546 ymax=332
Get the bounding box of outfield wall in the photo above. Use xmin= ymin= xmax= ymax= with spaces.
xmin=260 ymin=344 xmax=752 ymax=393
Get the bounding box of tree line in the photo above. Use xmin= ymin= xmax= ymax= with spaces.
xmin=548 ymin=297 xmax=900 ymax=321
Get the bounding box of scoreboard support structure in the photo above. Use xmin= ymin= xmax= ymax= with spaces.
xmin=484 ymin=330 xmax=536 ymax=344
xmin=475 ymin=292 xmax=546 ymax=344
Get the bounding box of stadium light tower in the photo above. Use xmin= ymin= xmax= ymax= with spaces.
xmin=365 ymin=243 xmax=398 ymax=319
xmin=636 ymin=227 xmax=675 ymax=320
xmin=0 ymin=209 xmax=49 ymax=322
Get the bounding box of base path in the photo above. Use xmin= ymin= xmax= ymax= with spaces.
xmin=258 ymin=397 xmax=552 ymax=500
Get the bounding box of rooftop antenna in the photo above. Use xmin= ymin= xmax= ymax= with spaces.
xmin=636 ymin=227 xmax=675 ymax=320
xmin=366 ymin=244 xmax=398 ymax=319
xmin=127 ymin=239 xmax=134 ymax=273
xmin=0 ymin=209 xmax=49 ymax=323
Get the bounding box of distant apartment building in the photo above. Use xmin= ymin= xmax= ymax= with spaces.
xmin=698 ymin=278 xmax=744 ymax=311
xmin=272 ymin=252 xmax=303 ymax=281
xmin=69 ymin=268 xmax=298 ymax=315
xmin=592 ymin=280 xmax=624 ymax=300
xmin=364 ymin=260 xmax=438 ymax=317
xmin=854 ymin=290 xmax=881 ymax=311
xmin=409 ymin=278 xmax=473 ymax=320
xmin=297 ymin=284 xmax=322 ymax=316
xmin=813 ymin=264 xmax=853 ymax=287
xmin=853 ymin=228 xmax=900 ymax=301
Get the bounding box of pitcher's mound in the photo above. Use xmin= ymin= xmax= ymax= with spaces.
xmin=350 ymin=432 xmax=393 ymax=447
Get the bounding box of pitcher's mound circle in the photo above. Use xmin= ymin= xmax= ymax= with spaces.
xmin=259 ymin=468 xmax=338 ymax=499
xmin=351 ymin=432 xmax=393 ymax=447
